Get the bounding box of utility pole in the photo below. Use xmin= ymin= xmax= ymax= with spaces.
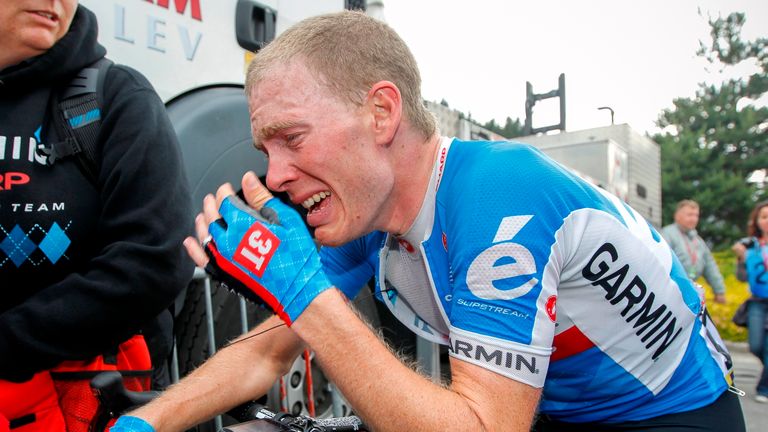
xmin=523 ymin=73 xmax=566 ymax=135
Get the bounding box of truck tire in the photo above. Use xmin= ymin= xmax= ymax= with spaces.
xmin=167 ymin=86 xmax=269 ymax=432
xmin=166 ymin=85 xmax=268 ymax=214
xmin=174 ymin=278 xmax=272 ymax=376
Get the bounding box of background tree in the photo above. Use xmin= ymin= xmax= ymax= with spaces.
xmin=482 ymin=116 xmax=524 ymax=138
xmin=654 ymin=12 xmax=767 ymax=249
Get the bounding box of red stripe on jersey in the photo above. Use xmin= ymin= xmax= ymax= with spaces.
xmin=551 ymin=325 xmax=595 ymax=362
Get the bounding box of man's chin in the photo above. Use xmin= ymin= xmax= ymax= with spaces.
xmin=314 ymin=225 xmax=356 ymax=247
xmin=315 ymin=230 xmax=343 ymax=247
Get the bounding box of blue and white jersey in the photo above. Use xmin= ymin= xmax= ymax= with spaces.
xmin=744 ymin=238 xmax=768 ymax=298
xmin=320 ymin=138 xmax=730 ymax=423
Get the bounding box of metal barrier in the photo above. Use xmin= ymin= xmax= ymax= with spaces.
xmin=180 ymin=268 xmax=441 ymax=426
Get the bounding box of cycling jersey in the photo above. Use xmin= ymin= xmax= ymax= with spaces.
xmin=320 ymin=138 xmax=731 ymax=423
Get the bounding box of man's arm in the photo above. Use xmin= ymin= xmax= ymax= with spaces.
xmin=135 ymin=173 xmax=540 ymax=432
xmin=293 ymin=289 xmax=541 ymax=431
xmin=126 ymin=288 xmax=540 ymax=432
xmin=129 ymin=315 xmax=304 ymax=432
xmin=733 ymin=242 xmax=748 ymax=282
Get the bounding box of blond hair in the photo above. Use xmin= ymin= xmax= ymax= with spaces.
xmin=675 ymin=199 xmax=699 ymax=212
xmin=245 ymin=11 xmax=436 ymax=138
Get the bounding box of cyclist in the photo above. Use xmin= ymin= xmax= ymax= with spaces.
xmin=113 ymin=11 xmax=744 ymax=432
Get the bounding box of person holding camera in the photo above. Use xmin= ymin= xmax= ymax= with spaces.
xmin=732 ymin=200 xmax=768 ymax=403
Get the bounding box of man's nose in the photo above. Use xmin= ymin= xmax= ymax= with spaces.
xmin=265 ymin=155 xmax=298 ymax=193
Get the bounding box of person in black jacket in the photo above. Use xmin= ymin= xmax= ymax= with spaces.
xmin=0 ymin=2 xmax=193 ymax=431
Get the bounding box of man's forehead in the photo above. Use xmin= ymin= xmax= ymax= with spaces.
xmin=676 ymin=206 xmax=699 ymax=218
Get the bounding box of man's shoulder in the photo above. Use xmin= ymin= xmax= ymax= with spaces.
xmin=660 ymin=224 xmax=678 ymax=237
xmin=443 ymin=139 xmax=566 ymax=189
xmin=98 ymin=63 xmax=167 ymax=123
xmin=449 ymin=138 xmax=539 ymax=160
xmin=441 ymin=139 xmax=614 ymax=218
xmin=102 ymin=63 xmax=160 ymax=101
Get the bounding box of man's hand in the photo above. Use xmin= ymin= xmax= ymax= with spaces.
xmin=732 ymin=242 xmax=747 ymax=261
xmin=184 ymin=171 xmax=331 ymax=325
xmin=714 ymin=293 xmax=726 ymax=304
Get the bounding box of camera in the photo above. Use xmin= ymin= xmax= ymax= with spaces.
xmin=738 ymin=237 xmax=755 ymax=248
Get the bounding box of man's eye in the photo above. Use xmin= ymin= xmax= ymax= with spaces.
xmin=253 ymin=142 xmax=269 ymax=157
xmin=285 ymin=134 xmax=301 ymax=146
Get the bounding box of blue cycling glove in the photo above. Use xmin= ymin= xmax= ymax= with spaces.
xmin=204 ymin=195 xmax=331 ymax=325
xmin=110 ymin=416 xmax=155 ymax=432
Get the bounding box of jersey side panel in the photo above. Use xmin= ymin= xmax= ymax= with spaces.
xmin=319 ymin=231 xmax=384 ymax=299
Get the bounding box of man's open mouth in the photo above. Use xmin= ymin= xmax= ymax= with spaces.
xmin=302 ymin=191 xmax=331 ymax=213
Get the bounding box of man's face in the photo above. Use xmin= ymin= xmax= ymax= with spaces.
xmin=248 ymin=60 xmax=396 ymax=246
xmin=0 ymin=0 xmax=78 ymax=64
xmin=674 ymin=205 xmax=699 ymax=231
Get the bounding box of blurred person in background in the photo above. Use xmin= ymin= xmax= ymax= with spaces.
xmin=662 ymin=200 xmax=727 ymax=303
xmin=732 ymin=200 xmax=768 ymax=403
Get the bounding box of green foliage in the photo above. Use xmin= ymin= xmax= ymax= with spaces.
xmin=654 ymin=12 xmax=768 ymax=249
xmin=700 ymin=250 xmax=749 ymax=341
xmin=482 ymin=116 xmax=525 ymax=139
xmin=437 ymin=98 xmax=523 ymax=139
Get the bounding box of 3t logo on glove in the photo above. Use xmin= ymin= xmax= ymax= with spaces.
xmin=234 ymin=222 xmax=280 ymax=277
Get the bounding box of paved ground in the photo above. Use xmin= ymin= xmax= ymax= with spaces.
xmin=728 ymin=341 xmax=767 ymax=432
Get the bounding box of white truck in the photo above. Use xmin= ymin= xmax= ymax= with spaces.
xmin=80 ymin=0 xmax=375 ymax=427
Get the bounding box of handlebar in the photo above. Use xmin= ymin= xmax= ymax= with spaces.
xmin=89 ymin=371 xmax=160 ymax=432
xmin=88 ymin=372 xmax=367 ymax=432
xmin=223 ymin=404 xmax=366 ymax=432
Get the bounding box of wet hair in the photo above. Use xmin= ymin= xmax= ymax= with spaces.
xmin=747 ymin=200 xmax=768 ymax=238
xmin=245 ymin=10 xmax=436 ymax=139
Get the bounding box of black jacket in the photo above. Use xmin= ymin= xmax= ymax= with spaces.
xmin=0 ymin=6 xmax=194 ymax=382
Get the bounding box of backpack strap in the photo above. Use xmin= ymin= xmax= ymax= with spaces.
xmin=41 ymin=57 xmax=113 ymax=184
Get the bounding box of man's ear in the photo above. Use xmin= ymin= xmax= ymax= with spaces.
xmin=367 ymin=81 xmax=402 ymax=145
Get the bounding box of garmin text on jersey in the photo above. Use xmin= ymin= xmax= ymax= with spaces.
xmin=582 ymin=242 xmax=684 ymax=360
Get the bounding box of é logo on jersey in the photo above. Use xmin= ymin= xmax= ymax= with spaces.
xmin=234 ymin=222 xmax=280 ymax=277
xmin=466 ymin=215 xmax=539 ymax=300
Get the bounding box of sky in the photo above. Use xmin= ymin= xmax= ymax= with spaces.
xmin=381 ymin=0 xmax=768 ymax=136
